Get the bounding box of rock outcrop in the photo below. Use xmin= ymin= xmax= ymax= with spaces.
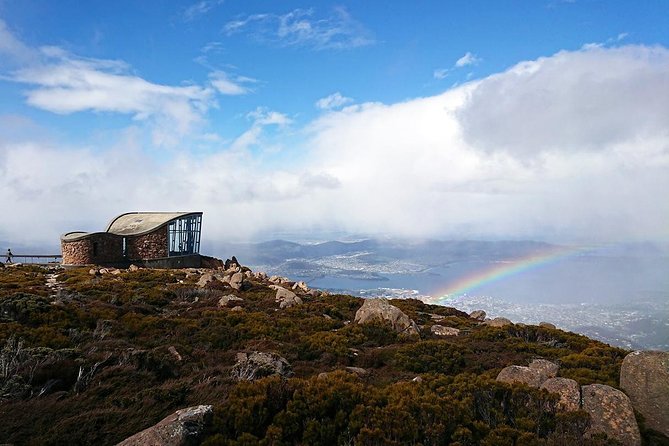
xmin=354 ymin=298 xmax=419 ymax=336
xmin=540 ymin=377 xmax=580 ymax=411
xmin=117 ymin=405 xmax=213 ymax=446
xmin=619 ymin=350 xmax=669 ymax=438
xmin=581 ymin=384 xmax=641 ymax=446
xmin=231 ymin=351 xmax=292 ymax=381
xmin=469 ymin=310 xmax=486 ymax=321
xmin=539 ymin=322 xmax=556 ymax=329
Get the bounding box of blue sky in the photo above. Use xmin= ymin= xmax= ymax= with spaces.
xmin=1 ymin=0 xmax=668 ymax=246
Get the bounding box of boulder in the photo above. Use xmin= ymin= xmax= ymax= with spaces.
xmin=619 ymin=350 xmax=669 ymax=438
xmin=229 ymin=272 xmax=245 ymax=291
xmin=529 ymin=359 xmax=559 ymax=379
xmin=168 ymin=346 xmax=182 ymax=362
xmin=540 ymin=377 xmax=580 ymax=411
xmin=270 ymin=285 xmax=303 ymax=309
xmin=483 ymin=317 xmax=512 ymax=327
xmin=231 ymin=351 xmax=292 ymax=381
xmin=469 ymin=310 xmax=486 ymax=321
xmin=197 ymin=273 xmax=214 ymax=288
xmin=218 ymin=294 xmax=243 ymax=307
xmin=354 ymin=298 xmax=420 ymax=336
xmin=430 ymin=325 xmax=460 ymax=336
xmin=117 ymin=405 xmax=213 ymax=446
xmin=496 ymin=365 xmax=545 ymax=388
xmin=345 ymin=367 xmax=369 ymax=377
xmin=582 ymin=384 xmax=641 ymax=446
xmin=89 ymin=268 xmax=99 ymax=276
xmin=292 ymin=281 xmax=309 ymax=293
xmin=128 ymin=264 xmax=140 ymax=271
xmin=230 ymin=306 xmax=243 ymax=312
xmin=539 ymin=322 xmax=556 ymax=329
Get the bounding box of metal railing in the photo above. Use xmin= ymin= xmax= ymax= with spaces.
xmin=2 ymin=254 xmax=62 ymax=265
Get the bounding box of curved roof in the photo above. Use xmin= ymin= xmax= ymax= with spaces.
xmin=106 ymin=212 xmax=202 ymax=236
xmin=61 ymin=212 xmax=202 ymax=241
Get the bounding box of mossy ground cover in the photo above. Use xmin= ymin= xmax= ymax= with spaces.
xmin=0 ymin=265 xmax=654 ymax=445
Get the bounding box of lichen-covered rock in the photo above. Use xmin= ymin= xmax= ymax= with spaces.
xmin=430 ymin=325 xmax=460 ymax=336
xmin=354 ymin=298 xmax=419 ymax=336
xmin=483 ymin=317 xmax=512 ymax=327
xmin=117 ymin=405 xmax=213 ymax=446
xmin=581 ymin=384 xmax=641 ymax=446
xmin=469 ymin=310 xmax=486 ymax=321
xmin=496 ymin=365 xmax=545 ymax=388
xmin=345 ymin=367 xmax=368 ymax=377
xmin=541 ymin=377 xmax=580 ymax=411
xmin=619 ymin=350 xmax=669 ymax=438
xmin=231 ymin=352 xmax=293 ymax=381
xmin=529 ymin=359 xmax=559 ymax=379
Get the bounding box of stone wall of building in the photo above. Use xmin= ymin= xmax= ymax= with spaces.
xmin=61 ymin=233 xmax=124 ymax=265
xmin=127 ymin=227 xmax=168 ymax=260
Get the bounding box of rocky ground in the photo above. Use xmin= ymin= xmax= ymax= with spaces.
xmin=0 ymin=260 xmax=667 ymax=445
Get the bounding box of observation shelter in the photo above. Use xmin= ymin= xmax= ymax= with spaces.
xmin=60 ymin=212 xmax=203 ymax=268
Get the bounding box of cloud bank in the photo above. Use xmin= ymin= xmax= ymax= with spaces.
xmin=1 ymin=43 xmax=668 ymax=247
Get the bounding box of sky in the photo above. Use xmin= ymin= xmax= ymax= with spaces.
xmin=1 ymin=0 xmax=668 ymax=248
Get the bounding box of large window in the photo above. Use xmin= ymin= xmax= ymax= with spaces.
xmin=168 ymin=214 xmax=202 ymax=256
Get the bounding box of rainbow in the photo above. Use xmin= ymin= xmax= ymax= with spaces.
xmin=425 ymin=244 xmax=591 ymax=306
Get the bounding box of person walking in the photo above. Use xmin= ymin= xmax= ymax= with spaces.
xmin=6 ymin=248 xmax=13 ymax=264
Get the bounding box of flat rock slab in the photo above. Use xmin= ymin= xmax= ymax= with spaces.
xmin=117 ymin=405 xmax=213 ymax=446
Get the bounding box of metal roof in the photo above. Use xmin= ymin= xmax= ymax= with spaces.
xmin=60 ymin=212 xmax=202 ymax=241
xmin=106 ymin=212 xmax=202 ymax=236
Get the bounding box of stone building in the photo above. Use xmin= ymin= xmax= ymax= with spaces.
xmin=61 ymin=212 xmax=203 ymax=268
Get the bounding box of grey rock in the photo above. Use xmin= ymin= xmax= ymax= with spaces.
xmin=230 ymin=306 xmax=243 ymax=312
xmin=231 ymin=351 xmax=292 ymax=381
xmin=541 ymin=377 xmax=580 ymax=411
xmin=539 ymin=321 xmax=556 ymax=329
xmin=354 ymin=298 xmax=420 ymax=336
xmin=345 ymin=367 xmax=368 ymax=377
xmin=116 ymin=405 xmax=213 ymax=446
xmin=483 ymin=317 xmax=513 ymax=327
xmin=229 ymin=272 xmax=245 ymax=290
xmin=197 ymin=273 xmax=214 ymax=288
xmin=582 ymin=384 xmax=640 ymax=446
xmin=430 ymin=325 xmax=460 ymax=336
xmin=218 ymin=294 xmax=243 ymax=307
xmin=619 ymin=350 xmax=669 ymax=438
xmin=270 ymin=285 xmax=303 ymax=309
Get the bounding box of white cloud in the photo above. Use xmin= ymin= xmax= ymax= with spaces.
xmin=315 ymin=92 xmax=353 ymax=110
xmin=1 ymin=45 xmax=667 ymax=247
xmin=223 ymin=7 xmax=374 ymax=50
xmin=183 ymin=0 xmax=224 ymax=21
xmin=457 ymin=45 xmax=669 ymax=157
xmin=209 ymin=70 xmax=255 ymax=95
xmin=0 ymin=21 xmax=261 ymax=147
xmin=455 ymin=51 xmax=480 ymax=67
xmin=433 ymin=68 xmax=449 ymax=80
